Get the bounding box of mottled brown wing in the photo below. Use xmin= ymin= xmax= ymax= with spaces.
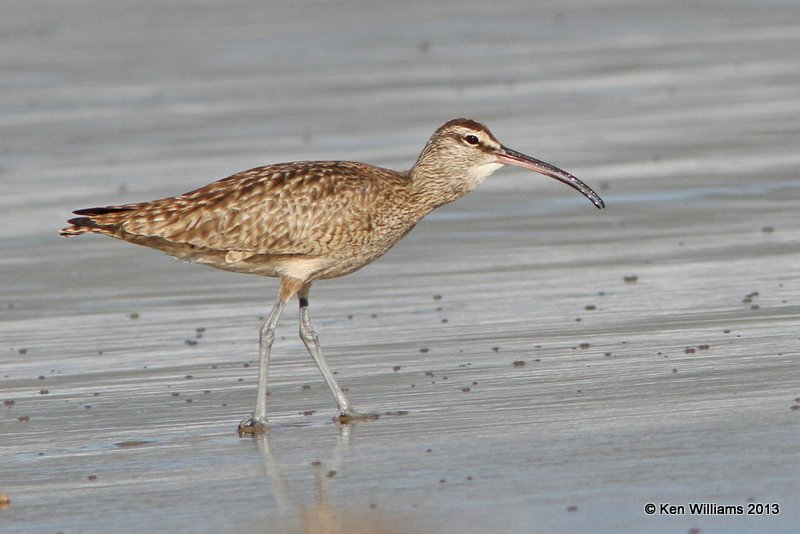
xmin=117 ymin=161 xmax=404 ymax=256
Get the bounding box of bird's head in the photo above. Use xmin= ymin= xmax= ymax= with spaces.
xmin=411 ymin=118 xmax=605 ymax=209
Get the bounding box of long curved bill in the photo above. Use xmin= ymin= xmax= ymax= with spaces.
xmin=496 ymin=146 xmax=605 ymax=209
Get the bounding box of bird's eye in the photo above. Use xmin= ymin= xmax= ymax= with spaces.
xmin=464 ymin=134 xmax=480 ymax=145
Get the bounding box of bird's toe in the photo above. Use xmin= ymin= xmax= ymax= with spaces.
xmin=334 ymin=410 xmax=380 ymax=424
xmin=237 ymin=414 xmax=269 ymax=435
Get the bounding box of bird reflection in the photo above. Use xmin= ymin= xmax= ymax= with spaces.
xmin=252 ymin=425 xmax=428 ymax=534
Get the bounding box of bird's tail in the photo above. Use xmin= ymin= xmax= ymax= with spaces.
xmin=59 ymin=205 xmax=137 ymax=237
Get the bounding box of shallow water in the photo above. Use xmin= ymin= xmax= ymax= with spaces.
xmin=2 ymin=1 xmax=800 ymax=533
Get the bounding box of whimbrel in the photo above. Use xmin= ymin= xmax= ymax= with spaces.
xmin=61 ymin=118 xmax=605 ymax=433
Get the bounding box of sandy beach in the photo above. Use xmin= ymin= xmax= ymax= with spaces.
xmin=2 ymin=1 xmax=799 ymax=532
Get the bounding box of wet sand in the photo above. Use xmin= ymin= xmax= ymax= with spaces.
xmin=2 ymin=1 xmax=799 ymax=533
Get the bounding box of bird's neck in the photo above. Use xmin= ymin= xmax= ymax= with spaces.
xmin=407 ymin=165 xmax=468 ymax=211
xmin=408 ymin=159 xmax=501 ymax=211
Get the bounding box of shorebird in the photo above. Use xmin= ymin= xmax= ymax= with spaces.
xmin=61 ymin=118 xmax=605 ymax=433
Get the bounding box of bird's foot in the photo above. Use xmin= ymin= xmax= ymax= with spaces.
xmin=237 ymin=414 xmax=269 ymax=435
xmin=334 ymin=409 xmax=379 ymax=424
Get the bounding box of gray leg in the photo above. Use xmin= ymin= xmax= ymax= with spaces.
xmin=298 ymin=284 xmax=376 ymax=422
xmin=238 ymin=288 xmax=289 ymax=433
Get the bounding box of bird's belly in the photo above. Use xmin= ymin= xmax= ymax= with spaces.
xmin=185 ymin=246 xmax=385 ymax=281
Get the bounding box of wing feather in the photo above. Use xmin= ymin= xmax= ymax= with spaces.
xmin=116 ymin=161 xmax=408 ymax=256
